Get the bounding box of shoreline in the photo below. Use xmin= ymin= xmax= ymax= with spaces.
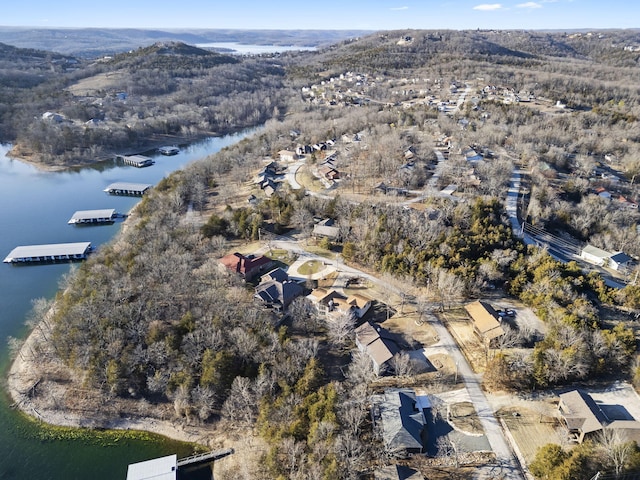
xmin=5 ymin=209 xmax=217 ymax=449
xmin=7 ymin=317 xmax=216 ymax=447
xmin=4 ymin=129 xmax=240 ymax=172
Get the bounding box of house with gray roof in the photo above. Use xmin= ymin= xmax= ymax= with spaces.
xmin=610 ymin=252 xmax=633 ymax=272
xmin=374 ymin=465 xmax=423 ymax=480
xmin=255 ymin=268 xmax=303 ymax=312
xmin=372 ymin=389 xmax=426 ymax=457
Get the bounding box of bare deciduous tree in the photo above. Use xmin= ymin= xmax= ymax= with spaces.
xmin=597 ymin=428 xmax=634 ymax=476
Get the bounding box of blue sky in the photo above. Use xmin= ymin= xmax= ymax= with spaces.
xmin=2 ymin=0 xmax=638 ymax=30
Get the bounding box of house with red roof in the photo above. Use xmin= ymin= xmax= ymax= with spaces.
xmin=219 ymin=252 xmax=274 ymax=281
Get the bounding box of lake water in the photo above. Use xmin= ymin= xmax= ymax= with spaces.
xmin=0 ymin=131 xmax=251 ymax=479
xmin=195 ymin=42 xmax=316 ymax=54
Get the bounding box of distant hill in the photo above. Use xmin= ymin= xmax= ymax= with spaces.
xmin=0 ymin=27 xmax=371 ymax=58
xmin=312 ymin=29 xmax=640 ymax=71
xmin=105 ymin=41 xmax=239 ymax=70
xmin=0 ymin=42 xmax=78 ymax=89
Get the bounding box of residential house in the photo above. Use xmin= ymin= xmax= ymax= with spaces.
xmin=308 ymin=288 xmax=371 ymax=318
xmin=373 ymin=182 xmax=408 ymax=196
xmin=255 ymin=268 xmax=304 ymax=312
xmin=581 ymin=245 xmax=633 ymax=271
xmin=374 ymin=465 xmax=424 ymax=480
xmin=318 ymin=165 xmax=340 ymax=180
xmin=464 ymin=300 xmax=505 ymax=346
xmin=559 ymin=390 xmax=640 ymax=444
xmin=42 ymin=111 xmax=65 ymax=123
xmin=355 ymin=322 xmax=400 ymax=375
xmin=347 ymin=294 xmax=372 ymax=319
xmin=372 ymin=389 xmax=427 ymax=456
xmin=312 ymin=218 xmax=340 ymax=241
xmin=595 ymin=187 xmax=612 ymax=200
xmin=610 ymin=252 xmax=633 ymax=272
xmin=219 ymin=253 xmax=274 ymax=281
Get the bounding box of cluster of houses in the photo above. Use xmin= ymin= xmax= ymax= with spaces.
xmin=481 ymin=84 xmax=535 ymax=104
xmin=293 ymin=138 xmax=336 ymax=157
xmin=217 ymin=250 xmax=422 ymax=377
xmin=300 ymin=71 xmax=375 ymax=107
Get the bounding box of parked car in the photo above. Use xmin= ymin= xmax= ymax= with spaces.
xmin=496 ymin=308 xmax=516 ymax=318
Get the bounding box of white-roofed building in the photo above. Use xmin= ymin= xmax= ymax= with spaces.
xmin=126 ymin=454 xmax=177 ymax=480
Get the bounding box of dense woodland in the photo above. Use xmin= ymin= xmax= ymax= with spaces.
xmin=6 ymin=29 xmax=640 ymax=478
xmin=0 ymin=41 xmax=293 ymax=165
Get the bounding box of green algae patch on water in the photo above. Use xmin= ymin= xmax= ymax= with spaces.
xmin=14 ymin=410 xmax=204 ymax=456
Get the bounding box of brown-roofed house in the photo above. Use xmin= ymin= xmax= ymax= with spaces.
xmin=347 ymin=294 xmax=372 ymax=319
xmin=464 ymin=300 xmax=505 ymax=346
xmin=355 ymin=322 xmax=400 ymax=375
xmin=308 ymin=288 xmax=372 ymax=319
xmin=559 ymin=389 xmax=640 ymax=444
xmin=219 ymin=252 xmax=274 ymax=281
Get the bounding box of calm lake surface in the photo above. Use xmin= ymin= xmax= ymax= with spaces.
xmin=0 ymin=131 xmax=250 ymax=479
xmin=195 ymin=42 xmax=316 ymax=54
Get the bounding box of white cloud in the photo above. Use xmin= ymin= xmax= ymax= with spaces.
xmin=390 ymin=6 xmax=409 ymax=10
xmin=517 ymin=1 xmax=542 ymax=8
xmin=473 ymin=4 xmax=503 ymax=11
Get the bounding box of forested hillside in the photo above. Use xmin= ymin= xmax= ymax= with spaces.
xmin=1 ymin=41 xmax=291 ymax=166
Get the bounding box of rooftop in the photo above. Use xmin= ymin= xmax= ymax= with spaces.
xmin=126 ymin=454 xmax=177 ymax=480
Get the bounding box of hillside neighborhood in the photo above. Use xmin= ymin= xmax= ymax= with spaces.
xmin=4 ymin=28 xmax=640 ymax=480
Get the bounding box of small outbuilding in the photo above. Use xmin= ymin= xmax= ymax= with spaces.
xmin=610 ymin=252 xmax=633 ymax=271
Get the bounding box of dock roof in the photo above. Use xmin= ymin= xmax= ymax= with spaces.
xmin=4 ymin=242 xmax=92 ymax=262
xmin=104 ymin=182 xmax=152 ymax=193
xmin=126 ymin=454 xmax=177 ymax=480
xmin=68 ymin=209 xmax=116 ymax=223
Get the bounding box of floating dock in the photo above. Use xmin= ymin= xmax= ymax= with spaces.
xmin=158 ymin=146 xmax=179 ymax=155
xmin=68 ymin=209 xmax=117 ymax=225
xmin=104 ymin=182 xmax=152 ymax=196
xmin=4 ymin=242 xmax=92 ymax=263
xmin=117 ymin=154 xmax=154 ymax=167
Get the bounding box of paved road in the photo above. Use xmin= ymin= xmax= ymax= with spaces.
xmin=425 ymin=314 xmax=524 ymax=479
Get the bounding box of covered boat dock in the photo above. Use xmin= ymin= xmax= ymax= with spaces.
xmin=104 ymin=182 xmax=152 ymax=196
xmin=4 ymin=242 xmax=93 ymax=263
xmin=117 ymin=154 xmax=154 ymax=167
xmin=158 ymin=146 xmax=179 ymax=155
xmin=68 ymin=209 xmax=117 ymax=224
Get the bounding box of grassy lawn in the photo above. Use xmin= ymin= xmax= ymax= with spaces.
xmin=297 ymin=260 xmax=324 ymax=275
xmin=296 ymin=165 xmax=325 ymax=192
xmin=498 ymin=405 xmax=563 ymax=464
xmin=303 ymin=244 xmax=336 ymax=259
xmin=265 ymin=248 xmax=297 ymax=265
